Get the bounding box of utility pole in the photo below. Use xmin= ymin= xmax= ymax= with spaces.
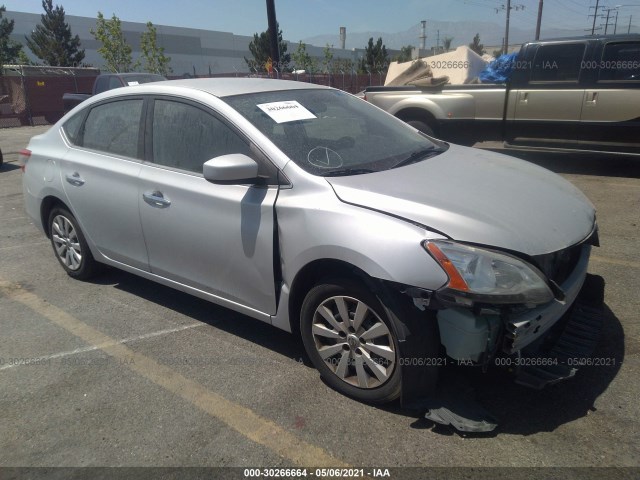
xmin=589 ymin=0 xmax=601 ymax=35
xmin=496 ymin=2 xmax=524 ymax=55
xmin=265 ymin=0 xmax=280 ymax=69
xmin=535 ymin=0 xmax=544 ymax=40
xmin=604 ymin=8 xmax=611 ymax=34
xmin=505 ymin=0 xmax=511 ymax=55
xmin=614 ymin=10 xmax=619 ymax=34
xmin=436 ymin=30 xmax=440 ymax=52
xmin=630 ymin=15 xmax=634 ymax=34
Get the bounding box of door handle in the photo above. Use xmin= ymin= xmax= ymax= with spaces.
xmin=519 ymin=92 xmax=529 ymax=104
xmin=143 ymin=190 xmax=171 ymax=208
xmin=586 ymin=92 xmax=598 ymax=105
xmin=65 ymin=172 xmax=85 ymax=186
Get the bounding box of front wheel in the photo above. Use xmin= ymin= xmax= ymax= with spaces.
xmin=48 ymin=207 xmax=100 ymax=280
xmin=300 ymin=278 xmax=402 ymax=403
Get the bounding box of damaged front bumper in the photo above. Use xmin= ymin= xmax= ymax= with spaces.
xmin=434 ymin=244 xmax=603 ymax=388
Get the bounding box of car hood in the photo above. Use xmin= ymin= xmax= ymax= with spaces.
xmin=326 ymin=144 xmax=595 ymax=256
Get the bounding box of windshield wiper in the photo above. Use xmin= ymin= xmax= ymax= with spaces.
xmin=391 ymin=147 xmax=441 ymax=169
xmin=320 ymin=168 xmax=376 ymax=177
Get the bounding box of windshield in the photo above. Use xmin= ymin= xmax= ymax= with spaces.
xmin=224 ymin=89 xmax=446 ymax=176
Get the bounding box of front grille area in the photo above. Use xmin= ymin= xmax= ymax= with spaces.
xmin=533 ymin=244 xmax=584 ymax=286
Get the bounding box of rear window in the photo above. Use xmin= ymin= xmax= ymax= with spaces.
xmin=62 ymin=111 xmax=85 ymax=145
xmin=82 ymin=99 xmax=144 ymax=158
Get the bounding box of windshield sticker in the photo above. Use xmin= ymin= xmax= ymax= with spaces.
xmin=127 ymin=81 xmax=140 ymax=86
xmin=257 ymin=101 xmax=316 ymax=123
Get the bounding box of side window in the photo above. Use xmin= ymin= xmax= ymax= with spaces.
xmin=62 ymin=111 xmax=84 ymax=145
xmin=83 ymin=99 xmax=143 ymax=158
xmin=108 ymin=76 xmax=123 ymax=90
xmin=531 ymin=44 xmax=585 ymax=83
xmin=599 ymin=42 xmax=640 ymax=82
xmin=152 ymin=99 xmax=252 ymax=173
xmin=94 ymin=76 xmax=109 ymax=94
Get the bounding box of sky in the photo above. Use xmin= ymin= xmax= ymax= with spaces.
xmin=3 ymin=0 xmax=640 ymax=43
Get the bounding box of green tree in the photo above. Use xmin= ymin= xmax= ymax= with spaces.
xmin=25 ymin=0 xmax=84 ymax=66
xmin=291 ymin=41 xmax=311 ymax=71
xmin=492 ymin=48 xmax=503 ymax=58
xmin=468 ymin=33 xmax=485 ymax=56
xmin=140 ymin=21 xmax=171 ymax=75
xmin=245 ymin=22 xmax=290 ymax=73
xmin=322 ymin=43 xmax=334 ymax=73
xmin=333 ymin=57 xmax=355 ymax=74
xmin=392 ymin=45 xmax=414 ymax=63
xmin=0 ymin=5 xmax=23 ymax=68
xmin=360 ymin=37 xmax=388 ymax=74
xmin=443 ymin=37 xmax=454 ymax=52
xmin=17 ymin=49 xmax=31 ymax=65
xmin=90 ymin=12 xmax=136 ymax=72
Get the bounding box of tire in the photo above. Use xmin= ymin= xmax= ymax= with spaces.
xmin=406 ymin=119 xmax=435 ymax=137
xmin=48 ymin=207 xmax=100 ymax=280
xmin=300 ymin=278 xmax=402 ymax=403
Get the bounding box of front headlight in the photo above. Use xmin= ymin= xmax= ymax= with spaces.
xmin=424 ymin=240 xmax=554 ymax=307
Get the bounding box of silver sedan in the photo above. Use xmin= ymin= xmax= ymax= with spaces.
xmin=21 ymin=78 xmax=600 ymax=404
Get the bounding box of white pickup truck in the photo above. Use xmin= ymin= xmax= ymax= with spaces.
xmin=364 ymin=34 xmax=640 ymax=155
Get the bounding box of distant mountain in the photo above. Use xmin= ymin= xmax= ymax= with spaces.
xmin=302 ymin=20 xmax=587 ymax=51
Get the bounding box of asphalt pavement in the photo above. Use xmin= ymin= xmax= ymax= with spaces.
xmin=1 ymin=126 xmax=639 ymax=477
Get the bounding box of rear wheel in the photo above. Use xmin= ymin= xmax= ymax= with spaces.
xmin=48 ymin=207 xmax=99 ymax=280
xmin=301 ymin=278 xmax=402 ymax=403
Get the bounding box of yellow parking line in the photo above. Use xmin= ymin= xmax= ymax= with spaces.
xmin=591 ymin=255 xmax=640 ymax=270
xmin=0 ymin=278 xmax=347 ymax=467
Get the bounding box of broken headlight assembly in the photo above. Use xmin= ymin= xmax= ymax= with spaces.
xmin=424 ymin=240 xmax=554 ymax=308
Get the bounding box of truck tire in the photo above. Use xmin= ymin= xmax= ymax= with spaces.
xmin=407 ymin=119 xmax=435 ymax=137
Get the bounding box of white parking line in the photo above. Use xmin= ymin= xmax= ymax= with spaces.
xmin=0 ymin=278 xmax=348 ymax=467
xmin=0 ymin=323 xmax=203 ymax=371
xmin=0 ymin=241 xmax=49 ymax=251
xmin=591 ymin=255 xmax=640 ymax=270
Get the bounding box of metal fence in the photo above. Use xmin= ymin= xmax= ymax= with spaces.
xmin=0 ymin=66 xmax=385 ymax=129
xmin=0 ymin=65 xmax=100 ymax=128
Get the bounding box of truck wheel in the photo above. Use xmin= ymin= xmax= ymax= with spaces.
xmin=300 ymin=278 xmax=402 ymax=403
xmin=407 ymin=119 xmax=435 ymax=137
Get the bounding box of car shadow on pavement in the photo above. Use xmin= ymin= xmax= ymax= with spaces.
xmin=397 ymin=302 xmax=624 ymax=437
xmin=91 ymin=268 xmax=307 ymax=363
xmin=0 ymin=162 xmax=21 ymax=172
xmin=479 ymin=148 xmax=640 ymax=179
xmin=91 ymin=268 xmax=624 ymax=437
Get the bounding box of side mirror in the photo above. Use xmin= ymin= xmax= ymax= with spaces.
xmin=203 ymin=154 xmax=259 ymax=184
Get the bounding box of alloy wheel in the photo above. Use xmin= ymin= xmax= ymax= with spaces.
xmin=311 ymin=295 xmax=396 ymax=389
xmin=51 ymin=215 xmax=82 ymax=271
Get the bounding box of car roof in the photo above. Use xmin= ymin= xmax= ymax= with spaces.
xmin=148 ymin=77 xmax=332 ymax=98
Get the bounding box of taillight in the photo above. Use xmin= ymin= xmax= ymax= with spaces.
xmin=18 ymin=149 xmax=31 ymax=172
